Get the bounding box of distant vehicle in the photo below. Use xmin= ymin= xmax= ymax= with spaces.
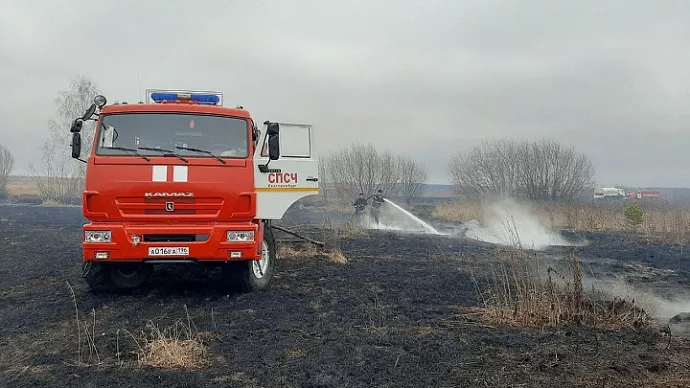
xmin=68 ymin=89 xmax=319 ymax=293
xmin=593 ymin=187 xmax=626 ymax=201
xmin=626 ymin=190 xmax=662 ymax=200
xmin=593 ymin=186 xmax=664 ymax=202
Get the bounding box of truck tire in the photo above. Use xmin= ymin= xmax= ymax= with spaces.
xmin=82 ymin=262 xmax=110 ymax=293
xmin=82 ymin=262 xmax=152 ymax=293
xmin=221 ymin=225 xmax=276 ymax=293
xmin=107 ymin=262 xmax=153 ymax=290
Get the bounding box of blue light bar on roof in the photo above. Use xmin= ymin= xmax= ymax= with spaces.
xmin=150 ymin=92 xmax=220 ymax=105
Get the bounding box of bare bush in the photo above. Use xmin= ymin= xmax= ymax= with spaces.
xmin=321 ymin=142 xmax=402 ymax=203
xmin=28 ymin=75 xmax=101 ymax=200
xmin=398 ymin=157 xmax=429 ymax=205
xmin=0 ymin=144 xmax=13 ymax=195
xmin=450 ymin=139 xmax=523 ymax=200
xmin=518 ymin=139 xmax=595 ymax=202
xmin=449 ymin=138 xmax=595 ymax=202
xmin=320 ymin=143 xmax=429 ymax=205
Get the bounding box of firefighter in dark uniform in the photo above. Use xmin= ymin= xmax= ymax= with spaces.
xmin=370 ymin=189 xmax=385 ymax=225
xmin=353 ymin=192 xmax=368 ymax=222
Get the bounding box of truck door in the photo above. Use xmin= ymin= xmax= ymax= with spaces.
xmin=253 ymin=122 xmax=319 ymax=219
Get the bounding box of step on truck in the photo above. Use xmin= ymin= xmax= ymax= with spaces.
xmin=68 ymin=89 xmax=319 ymax=293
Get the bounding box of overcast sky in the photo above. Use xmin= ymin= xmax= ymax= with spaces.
xmin=1 ymin=0 xmax=689 ymax=186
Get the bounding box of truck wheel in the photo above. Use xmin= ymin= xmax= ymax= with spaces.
xmin=222 ymin=226 xmax=276 ymax=293
xmin=107 ymin=262 xmax=153 ymax=290
xmin=82 ymin=262 xmax=110 ymax=293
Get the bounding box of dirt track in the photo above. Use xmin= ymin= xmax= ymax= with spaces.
xmin=2 ymin=204 xmax=690 ymax=387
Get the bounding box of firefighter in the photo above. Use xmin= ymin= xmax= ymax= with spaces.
xmin=353 ymin=193 xmax=368 ymax=213
xmin=353 ymin=193 xmax=367 ymax=223
xmin=370 ymin=189 xmax=385 ymax=225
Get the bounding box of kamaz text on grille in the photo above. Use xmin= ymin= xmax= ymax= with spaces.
xmin=268 ymin=172 xmax=298 ymax=188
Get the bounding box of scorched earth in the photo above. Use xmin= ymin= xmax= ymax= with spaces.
xmin=1 ymin=203 xmax=690 ymax=388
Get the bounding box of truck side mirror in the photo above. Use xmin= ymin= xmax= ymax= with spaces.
xmin=71 ymin=132 xmax=82 ymax=159
xmin=70 ymin=118 xmax=84 ymax=133
xmin=266 ymin=122 xmax=279 ymax=136
xmin=268 ymin=134 xmax=280 ymax=160
xmin=258 ymin=121 xmax=280 ymax=172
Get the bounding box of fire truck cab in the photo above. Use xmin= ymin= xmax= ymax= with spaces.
xmin=68 ymin=89 xmax=319 ymax=293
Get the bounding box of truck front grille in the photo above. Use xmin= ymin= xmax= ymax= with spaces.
xmin=143 ymin=234 xmax=210 ymax=242
xmin=115 ymin=196 xmax=224 ymax=217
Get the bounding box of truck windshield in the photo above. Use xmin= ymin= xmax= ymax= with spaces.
xmin=95 ymin=112 xmax=249 ymax=158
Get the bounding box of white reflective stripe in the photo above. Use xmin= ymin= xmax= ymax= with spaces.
xmin=152 ymin=165 xmax=167 ymax=182
xmin=173 ymin=166 xmax=188 ymax=182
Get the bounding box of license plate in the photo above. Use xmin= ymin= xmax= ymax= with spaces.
xmin=148 ymin=247 xmax=189 ymax=256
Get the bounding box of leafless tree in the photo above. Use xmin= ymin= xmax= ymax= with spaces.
xmin=28 ymin=75 xmax=101 ymax=200
xmin=449 ymin=139 xmax=523 ymax=200
xmin=398 ymin=157 xmax=428 ymax=204
xmin=449 ymin=138 xmax=595 ymax=202
xmin=517 ymin=139 xmax=595 ymax=202
xmin=317 ymin=156 xmax=329 ymax=203
xmin=0 ymin=144 xmax=14 ymax=195
xmin=321 ymin=142 xmax=402 ymax=204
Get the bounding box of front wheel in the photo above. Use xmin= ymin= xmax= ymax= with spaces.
xmin=221 ymin=225 xmax=276 ymax=293
xmin=82 ymin=262 xmax=153 ymax=293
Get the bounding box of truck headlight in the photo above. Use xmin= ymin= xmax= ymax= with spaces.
xmin=85 ymin=231 xmax=112 ymax=243
xmin=227 ymin=231 xmax=254 ymax=242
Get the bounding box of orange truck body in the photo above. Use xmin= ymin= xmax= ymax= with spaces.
xmin=70 ymin=90 xmax=319 ymax=292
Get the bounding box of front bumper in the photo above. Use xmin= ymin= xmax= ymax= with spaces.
xmin=82 ymin=222 xmax=260 ymax=262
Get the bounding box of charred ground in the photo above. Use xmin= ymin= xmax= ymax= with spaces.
xmin=1 ymin=204 xmax=690 ymax=387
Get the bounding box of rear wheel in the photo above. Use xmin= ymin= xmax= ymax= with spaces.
xmin=82 ymin=262 xmax=153 ymax=293
xmin=221 ymin=225 xmax=276 ymax=293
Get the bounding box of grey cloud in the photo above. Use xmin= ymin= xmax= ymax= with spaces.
xmin=1 ymin=1 xmax=689 ymax=187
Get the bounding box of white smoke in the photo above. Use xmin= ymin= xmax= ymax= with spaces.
xmin=577 ymin=272 xmax=690 ymax=334
xmin=458 ymin=198 xmax=579 ymax=250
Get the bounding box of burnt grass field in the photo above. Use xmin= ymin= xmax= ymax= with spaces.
xmin=3 ymin=202 xmax=690 ymax=387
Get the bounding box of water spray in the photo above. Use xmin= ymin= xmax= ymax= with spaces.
xmin=381 ymin=199 xmax=441 ymax=235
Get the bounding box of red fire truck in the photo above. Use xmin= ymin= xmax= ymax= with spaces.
xmin=68 ymin=89 xmax=319 ymax=293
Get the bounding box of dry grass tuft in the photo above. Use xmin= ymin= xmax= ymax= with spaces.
xmin=433 ymin=201 xmax=484 ymax=223
xmin=129 ymin=306 xmax=212 ymax=370
xmin=135 ymin=328 xmax=208 ymax=369
xmin=282 ymin=348 xmax=306 ymax=358
xmin=278 ymin=243 xmax=348 ymax=264
xmin=323 ymin=249 xmax=348 ymax=264
xmin=471 ymin=249 xmax=653 ymax=330
xmin=322 ymin=201 xmax=353 ymax=214
xmin=4 ymin=176 xmax=39 ymax=196
xmin=40 ymin=199 xmax=76 ymax=207
xmin=65 ymin=282 xmax=218 ymax=369
xmin=338 ymin=224 xmax=368 ymax=237
xmin=277 ymin=243 xmax=318 ymax=260
xmin=404 ymin=326 xmax=436 ymax=337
